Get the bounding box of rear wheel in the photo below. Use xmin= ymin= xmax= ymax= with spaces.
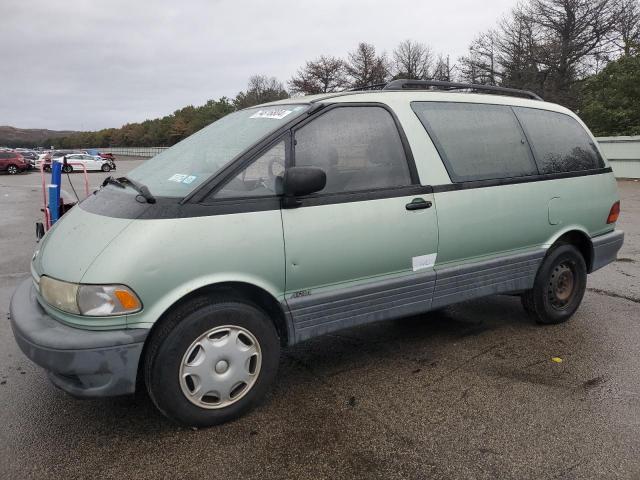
xmin=144 ymin=297 xmax=280 ymax=427
xmin=62 ymin=164 xmax=73 ymax=173
xmin=521 ymin=244 xmax=587 ymax=324
xmin=7 ymin=165 xmax=18 ymax=175
xmin=101 ymin=164 xmax=111 ymax=172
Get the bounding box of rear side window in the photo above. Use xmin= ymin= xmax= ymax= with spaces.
xmin=412 ymin=102 xmax=538 ymax=182
xmin=513 ymin=107 xmax=603 ymax=174
xmin=294 ymin=106 xmax=412 ymax=194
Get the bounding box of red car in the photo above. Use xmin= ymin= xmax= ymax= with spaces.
xmin=0 ymin=151 xmax=27 ymax=174
xmin=99 ymin=152 xmax=115 ymax=161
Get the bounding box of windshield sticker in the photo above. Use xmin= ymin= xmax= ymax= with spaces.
xmin=250 ymin=109 xmax=292 ymax=120
xmin=182 ymin=175 xmax=197 ymax=184
xmin=168 ymin=174 xmax=188 ymax=183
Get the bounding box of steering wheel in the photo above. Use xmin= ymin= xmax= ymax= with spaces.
xmin=268 ymin=158 xmax=284 ymax=181
xmin=256 ymin=158 xmax=283 ymax=193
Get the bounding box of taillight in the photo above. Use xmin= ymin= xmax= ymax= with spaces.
xmin=607 ymin=201 xmax=620 ymax=224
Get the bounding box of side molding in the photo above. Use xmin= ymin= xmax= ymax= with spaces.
xmin=285 ymin=249 xmax=546 ymax=344
xmin=287 ymin=271 xmax=436 ymax=343
xmin=431 ymin=250 xmax=546 ymax=309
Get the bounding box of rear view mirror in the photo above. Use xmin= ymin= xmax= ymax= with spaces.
xmin=282 ymin=166 xmax=326 ymax=197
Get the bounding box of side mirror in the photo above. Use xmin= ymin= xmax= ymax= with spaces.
xmin=282 ymin=166 xmax=326 ymax=198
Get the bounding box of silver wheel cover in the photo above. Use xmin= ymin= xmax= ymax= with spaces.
xmin=179 ymin=325 xmax=262 ymax=409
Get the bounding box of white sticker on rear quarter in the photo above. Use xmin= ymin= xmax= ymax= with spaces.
xmin=250 ymin=109 xmax=292 ymax=120
xmin=412 ymin=253 xmax=437 ymax=271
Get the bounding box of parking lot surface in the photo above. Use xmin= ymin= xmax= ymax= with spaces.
xmin=1 ymin=163 xmax=638 ymax=479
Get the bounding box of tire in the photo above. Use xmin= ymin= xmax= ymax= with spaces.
xmin=521 ymin=244 xmax=587 ymax=324
xmin=101 ymin=164 xmax=111 ymax=172
xmin=144 ymin=296 xmax=280 ymax=427
xmin=62 ymin=164 xmax=73 ymax=173
xmin=7 ymin=165 xmax=18 ymax=175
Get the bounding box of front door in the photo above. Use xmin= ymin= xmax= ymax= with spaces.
xmin=281 ymin=104 xmax=439 ymax=342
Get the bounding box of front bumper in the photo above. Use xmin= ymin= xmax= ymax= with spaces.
xmin=9 ymin=278 xmax=148 ymax=397
xmin=591 ymin=229 xmax=624 ymax=272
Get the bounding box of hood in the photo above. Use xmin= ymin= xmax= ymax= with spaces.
xmin=33 ymin=204 xmax=134 ymax=283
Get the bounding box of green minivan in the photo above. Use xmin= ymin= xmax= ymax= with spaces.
xmin=10 ymin=80 xmax=624 ymax=427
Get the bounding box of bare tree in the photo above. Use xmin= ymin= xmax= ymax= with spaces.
xmin=234 ymin=75 xmax=289 ymax=109
xmin=495 ymin=8 xmax=547 ymax=92
xmin=612 ymin=0 xmax=640 ymax=56
xmin=391 ymin=40 xmax=434 ymax=79
xmin=432 ymin=54 xmax=455 ymax=82
xmin=458 ymin=1 xmax=619 ymax=107
xmin=459 ymin=31 xmax=500 ymax=85
xmin=524 ymin=0 xmax=618 ymax=105
xmin=289 ymin=55 xmax=348 ymax=94
xmin=345 ymin=42 xmax=390 ymax=88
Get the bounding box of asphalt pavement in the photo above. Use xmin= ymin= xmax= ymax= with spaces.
xmin=0 ymin=161 xmax=638 ymax=479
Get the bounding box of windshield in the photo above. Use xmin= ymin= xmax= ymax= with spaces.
xmin=125 ymin=104 xmax=309 ymax=198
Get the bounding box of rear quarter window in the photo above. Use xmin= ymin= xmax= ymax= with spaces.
xmin=411 ymin=102 xmax=538 ymax=182
xmin=513 ymin=107 xmax=603 ymax=174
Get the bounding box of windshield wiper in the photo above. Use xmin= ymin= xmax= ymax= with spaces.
xmin=118 ymin=176 xmax=156 ymax=204
xmin=102 ymin=176 xmax=125 ymax=189
xmin=102 ymin=175 xmax=156 ymax=203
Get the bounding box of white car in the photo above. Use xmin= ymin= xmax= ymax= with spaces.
xmin=55 ymin=153 xmax=114 ymax=173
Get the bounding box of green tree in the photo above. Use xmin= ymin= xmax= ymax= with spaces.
xmin=580 ymin=54 xmax=640 ymax=135
xmin=44 ymin=97 xmax=235 ymax=148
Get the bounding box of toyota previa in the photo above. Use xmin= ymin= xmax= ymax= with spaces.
xmin=10 ymin=80 xmax=624 ymax=427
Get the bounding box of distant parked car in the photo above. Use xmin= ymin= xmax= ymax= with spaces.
xmin=83 ymin=150 xmax=116 ymax=162
xmin=51 ymin=150 xmax=80 ymax=159
xmin=0 ymin=151 xmax=27 ymax=174
xmin=56 ymin=153 xmax=115 ymax=172
xmin=15 ymin=150 xmax=37 ymax=169
xmin=35 ymin=152 xmax=53 ymax=171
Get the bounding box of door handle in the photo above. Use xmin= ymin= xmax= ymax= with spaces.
xmin=406 ymin=198 xmax=432 ymax=210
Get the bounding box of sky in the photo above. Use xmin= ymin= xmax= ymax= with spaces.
xmin=1 ymin=0 xmax=518 ymax=131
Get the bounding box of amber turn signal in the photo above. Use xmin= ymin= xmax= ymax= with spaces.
xmin=114 ymin=289 xmax=142 ymax=310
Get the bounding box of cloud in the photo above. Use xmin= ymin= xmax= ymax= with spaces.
xmin=1 ymin=0 xmax=517 ymax=130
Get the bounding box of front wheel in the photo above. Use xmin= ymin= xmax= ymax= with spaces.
xmin=521 ymin=244 xmax=587 ymax=324
xmin=62 ymin=164 xmax=73 ymax=173
xmin=144 ymin=297 xmax=280 ymax=427
xmin=101 ymin=164 xmax=111 ymax=172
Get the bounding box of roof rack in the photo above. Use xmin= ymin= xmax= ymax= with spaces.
xmin=383 ymin=79 xmax=543 ymax=101
xmin=349 ymin=83 xmax=387 ymax=91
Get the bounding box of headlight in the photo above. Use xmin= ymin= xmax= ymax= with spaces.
xmin=40 ymin=276 xmax=79 ymax=314
xmin=39 ymin=276 xmax=141 ymax=316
